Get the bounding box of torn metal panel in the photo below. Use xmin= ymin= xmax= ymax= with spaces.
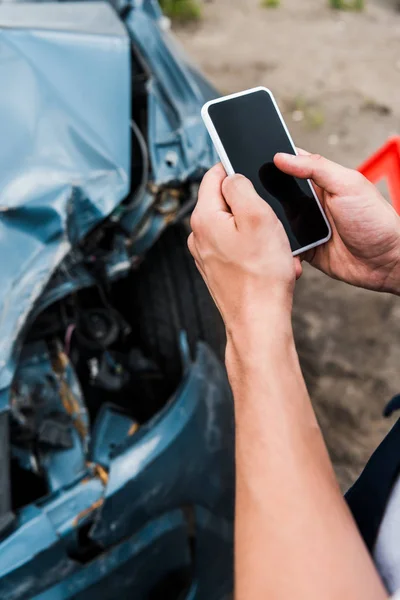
xmin=91 ymin=343 xmax=235 ymax=547
xmin=126 ymin=6 xmax=218 ymax=184
xmin=0 ymin=2 xmax=131 ymax=400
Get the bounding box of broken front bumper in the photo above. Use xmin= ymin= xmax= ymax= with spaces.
xmin=0 ymin=344 xmax=234 ymax=600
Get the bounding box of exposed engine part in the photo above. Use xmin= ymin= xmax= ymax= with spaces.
xmin=75 ymin=308 xmax=121 ymax=351
xmin=89 ymin=352 xmax=130 ymax=391
xmin=73 ymin=340 xmax=164 ymax=424
xmin=10 ymin=341 xmax=90 ymax=493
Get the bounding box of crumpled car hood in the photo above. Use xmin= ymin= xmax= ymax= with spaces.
xmin=0 ymin=0 xmax=219 ymax=411
xmin=0 ymin=2 xmax=131 ymax=402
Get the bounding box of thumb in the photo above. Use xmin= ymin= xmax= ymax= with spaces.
xmin=274 ymin=152 xmax=365 ymax=196
xmin=221 ymin=174 xmax=275 ymax=230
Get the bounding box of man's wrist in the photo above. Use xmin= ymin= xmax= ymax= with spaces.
xmin=225 ymin=300 xmax=295 ymax=374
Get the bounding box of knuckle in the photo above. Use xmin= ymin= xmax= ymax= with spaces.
xmin=201 ymin=168 xmax=214 ymax=187
xmin=198 ymin=172 xmax=214 ymax=198
xmin=350 ymin=169 xmax=367 ymax=186
xmin=247 ymin=212 xmax=263 ymax=229
xmin=308 ymin=154 xmax=325 ymax=176
xmin=190 ymin=210 xmax=202 ymax=233
xmin=310 ymin=153 xmax=323 ymax=162
xmin=247 ymin=204 xmax=269 ymax=229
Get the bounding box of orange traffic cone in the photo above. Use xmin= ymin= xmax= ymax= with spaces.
xmin=358 ymin=137 xmax=400 ymax=215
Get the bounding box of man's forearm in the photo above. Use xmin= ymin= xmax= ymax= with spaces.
xmin=227 ymin=308 xmax=387 ymax=600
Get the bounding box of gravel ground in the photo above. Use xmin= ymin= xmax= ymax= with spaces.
xmin=175 ymin=0 xmax=400 ymax=489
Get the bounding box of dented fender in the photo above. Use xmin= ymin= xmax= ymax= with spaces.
xmin=0 ymin=344 xmax=234 ymax=600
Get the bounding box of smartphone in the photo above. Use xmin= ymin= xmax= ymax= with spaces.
xmin=201 ymin=87 xmax=331 ymax=255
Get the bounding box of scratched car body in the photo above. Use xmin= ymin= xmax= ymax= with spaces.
xmin=0 ymin=2 xmax=234 ymax=599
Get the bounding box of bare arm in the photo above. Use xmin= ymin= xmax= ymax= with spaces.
xmin=188 ymin=156 xmax=397 ymax=600
xmin=228 ymin=315 xmax=387 ymax=600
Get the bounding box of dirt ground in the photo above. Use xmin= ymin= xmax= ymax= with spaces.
xmin=175 ymin=0 xmax=400 ymax=490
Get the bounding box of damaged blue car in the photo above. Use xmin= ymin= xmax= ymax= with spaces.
xmin=0 ymin=2 xmax=234 ymax=598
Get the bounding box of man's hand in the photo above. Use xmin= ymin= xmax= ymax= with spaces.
xmin=188 ymin=163 xmax=301 ymax=340
xmin=275 ymin=150 xmax=400 ymax=294
xmin=189 ymin=161 xmax=388 ymax=600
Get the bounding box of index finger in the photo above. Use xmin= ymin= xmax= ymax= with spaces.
xmin=196 ymin=163 xmax=230 ymax=214
xmin=295 ymin=147 xmax=323 ymax=200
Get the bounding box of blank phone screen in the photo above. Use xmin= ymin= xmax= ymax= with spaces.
xmin=208 ymin=89 xmax=330 ymax=252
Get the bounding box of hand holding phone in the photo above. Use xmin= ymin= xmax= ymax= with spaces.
xmin=201 ymin=87 xmax=331 ymax=255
